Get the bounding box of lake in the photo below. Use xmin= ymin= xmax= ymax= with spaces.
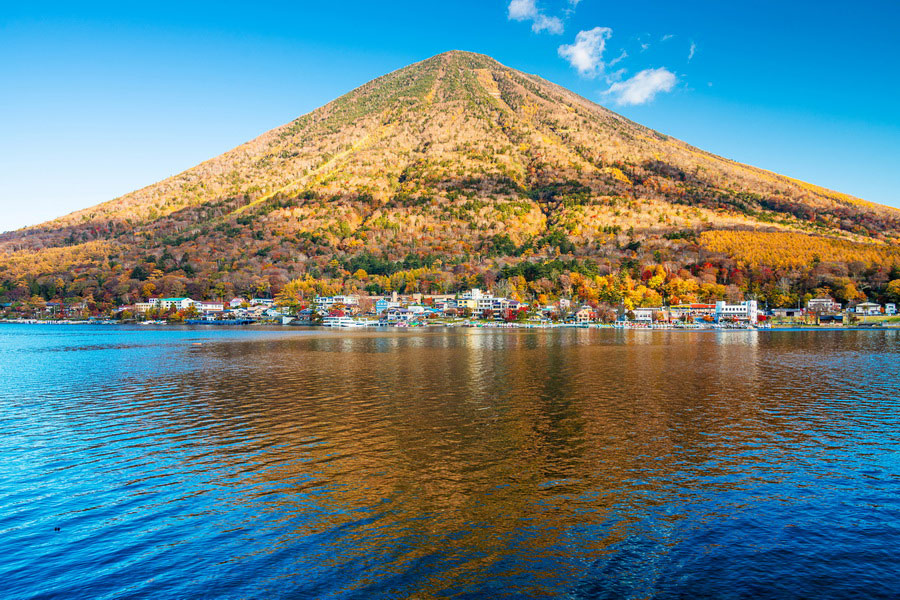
xmin=1 ymin=325 xmax=898 ymax=599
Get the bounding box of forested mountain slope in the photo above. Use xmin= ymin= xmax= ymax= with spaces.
xmin=3 ymin=51 xmax=899 ymax=309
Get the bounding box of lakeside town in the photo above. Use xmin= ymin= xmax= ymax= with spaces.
xmin=3 ymin=287 xmax=898 ymax=329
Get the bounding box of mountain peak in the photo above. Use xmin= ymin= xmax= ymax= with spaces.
xmin=2 ymin=51 xmax=898 ymax=307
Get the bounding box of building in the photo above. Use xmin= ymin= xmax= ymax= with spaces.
xmin=573 ymin=306 xmax=595 ymax=323
xmin=135 ymin=297 xmax=195 ymax=312
xmin=314 ymin=295 xmax=359 ymax=312
xmin=250 ymin=298 xmax=274 ymax=307
xmin=807 ymin=297 xmax=841 ymax=313
xmin=380 ymin=307 xmax=418 ymax=324
xmin=854 ymin=302 xmax=882 ymax=316
xmin=375 ymin=299 xmax=400 ymax=314
xmin=631 ymin=307 xmax=665 ymax=322
xmin=715 ymin=300 xmax=758 ymax=324
xmin=771 ymin=307 xmax=804 ymax=318
xmin=229 ymin=297 xmax=247 ymax=308
xmin=669 ymin=304 xmax=717 ymax=321
xmin=452 ymin=288 xmax=494 ymax=312
xmin=886 ymin=303 xmax=897 ymax=316
xmin=134 ymin=301 xmax=156 ymax=313
xmin=194 ymin=301 xmax=224 ymax=313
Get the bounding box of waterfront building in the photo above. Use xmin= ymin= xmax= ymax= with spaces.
xmin=574 ymin=306 xmax=595 ymax=323
xmin=380 ymin=307 xmax=418 ymax=324
xmin=854 ymin=302 xmax=882 ymax=316
xmin=452 ymin=288 xmax=494 ymax=312
xmin=715 ymin=300 xmax=758 ymax=324
xmin=375 ymin=299 xmax=401 ymax=314
xmin=314 ymin=295 xmax=359 ymax=312
xmin=158 ymin=297 xmax=195 ymax=311
xmin=771 ymin=307 xmax=804 ymax=318
xmin=195 ymin=301 xmax=225 ymax=313
xmin=807 ymin=296 xmax=842 ymax=313
xmin=632 ymin=307 xmax=665 ymax=322
xmin=669 ymin=304 xmax=717 ymax=321
xmin=886 ymin=303 xmax=897 ymax=316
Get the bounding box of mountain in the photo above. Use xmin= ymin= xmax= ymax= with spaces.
xmin=2 ymin=50 xmax=899 ymax=311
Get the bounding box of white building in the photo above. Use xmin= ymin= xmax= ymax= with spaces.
xmin=715 ymin=300 xmax=758 ymax=324
xmin=807 ymin=297 xmax=842 ymax=313
xmin=380 ymin=307 xmax=417 ymax=324
xmin=229 ymin=297 xmax=247 ymax=308
xmin=631 ymin=307 xmax=665 ymax=322
xmin=314 ymin=295 xmax=359 ymax=312
xmin=139 ymin=297 xmax=194 ymax=311
xmin=452 ymin=288 xmax=494 ymax=312
xmin=854 ymin=302 xmax=882 ymax=316
xmin=195 ymin=301 xmax=225 ymax=313
xmin=886 ymin=303 xmax=897 ymax=316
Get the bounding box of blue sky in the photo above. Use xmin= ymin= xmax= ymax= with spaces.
xmin=2 ymin=1 xmax=899 ymax=232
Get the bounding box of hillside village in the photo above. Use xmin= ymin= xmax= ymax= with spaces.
xmin=4 ymin=286 xmax=895 ymax=328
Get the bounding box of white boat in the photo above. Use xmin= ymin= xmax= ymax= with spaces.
xmin=322 ymin=316 xmax=366 ymax=328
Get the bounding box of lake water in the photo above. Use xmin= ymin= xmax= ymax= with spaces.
xmin=1 ymin=324 xmax=898 ymax=599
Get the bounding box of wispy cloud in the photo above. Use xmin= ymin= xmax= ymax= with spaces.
xmin=688 ymin=41 xmax=697 ymax=61
xmin=661 ymin=34 xmax=675 ymax=41
xmin=558 ymin=27 xmax=613 ymax=78
xmin=609 ymin=49 xmax=627 ymax=67
xmin=604 ymin=67 xmax=677 ymax=105
xmin=508 ymin=0 xmax=564 ymax=34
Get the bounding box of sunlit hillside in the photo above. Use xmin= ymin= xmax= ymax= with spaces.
xmin=2 ymin=50 xmax=899 ymax=309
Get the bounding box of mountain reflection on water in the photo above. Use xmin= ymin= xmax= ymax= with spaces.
xmin=1 ymin=325 xmax=898 ymax=599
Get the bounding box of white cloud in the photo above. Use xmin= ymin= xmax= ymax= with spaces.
xmin=661 ymin=34 xmax=674 ymax=41
xmin=608 ymin=49 xmax=627 ymax=67
xmin=508 ymin=0 xmax=537 ymax=20
xmin=604 ymin=67 xmax=677 ymax=105
xmin=508 ymin=0 xmax=564 ymax=34
xmin=558 ymin=27 xmax=613 ymax=78
xmin=533 ymin=14 xmax=564 ymax=34
xmin=688 ymin=41 xmax=697 ymax=61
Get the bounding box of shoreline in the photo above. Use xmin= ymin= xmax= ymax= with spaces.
xmin=1 ymin=318 xmax=896 ymax=331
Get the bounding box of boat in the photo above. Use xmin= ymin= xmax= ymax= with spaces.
xmin=322 ymin=316 xmax=367 ymax=327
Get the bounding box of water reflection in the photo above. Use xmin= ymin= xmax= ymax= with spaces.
xmin=0 ymin=326 xmax=898 ymax=599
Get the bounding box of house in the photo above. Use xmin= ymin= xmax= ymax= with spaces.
xmin=807 ymin=296 xmax=841 ymax=313
xmin=886 ymin=303 xmax=897 ymax=316
xmin=631 ymin=307 xmax=664 ymax=322
xmin=854 ymin=302 xmax=882 ymax=316
xmin=375 ymin=299 xmax=400 ymax=314
xmin=380 ymin=307 xmax=418 ymax=324
xmin=250 ymin=298 xmax=274 ymax=307
xmin=229 ymin=297 xmax=247 ymax=308
xmin=314 ymin=295 xmax=359 ymax=312
xmin=573 ymin=306 xmax=595 ymax=323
